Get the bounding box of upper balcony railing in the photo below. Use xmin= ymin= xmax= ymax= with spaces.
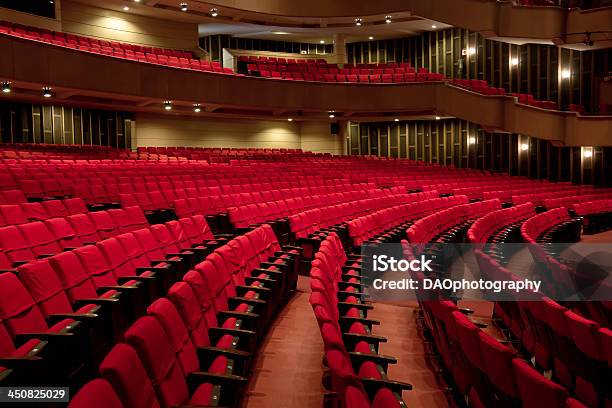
xmin=0 ymin=33 xmax=610 ymax=147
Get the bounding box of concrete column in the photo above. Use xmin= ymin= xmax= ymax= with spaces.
xmin=333 ymin=33 xmax=348 ymax=64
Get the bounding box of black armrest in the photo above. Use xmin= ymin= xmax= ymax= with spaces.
xmin=47 ymin=313 xmax=98 ymax=324
xmin=348 ymin=351 xmax=397 ymax=372
xmin=186 ymin=371 xmax=247 ymax=390
xmin=117 ymin=275 xmax=156 ymax=285
xmin=339 ymin=316 xmax=380 ymax=326
xmin=360 ymin=377 xmax=413 ymax=395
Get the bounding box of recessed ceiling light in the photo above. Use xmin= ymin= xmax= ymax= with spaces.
xmin=287 ymin=118 xmax=293 ymax=122
xmin=355 ymin=18 xmax=362 ymax=26
xmin=180 ymin=2 xmax=188 ymax=12
xmin=164 ymin=100 xmax=172 ymax=110
xmin=1 ymin=81 xmax=11 ymax=93
xmin=385 ymin=15 xmax=392 ymax=24
xmin=210 ymin=8 xmax=219 ymax=17
xmin=368 ymin=36 xmax=374 ymax=40
xmin=431 ymin=24 xmax=437 ymax=29
xmin=328 ymin=111 xmax=335 ymax=118
xmin=134 ymin=0 xmax=140 ymax=2
xmin=42 ymin=87 xmax=53 ymax=98
xmin=319 ymin=40 xmax=325 ymax=44
xmin=123 ymin=6 xmax=129 ymax=11
xmin=193 ymin=104 xmax=201 ymax=113
xmin=394 ymin=118 xmax=399 ymax=122
xmin=435 ymin=116 xmax=441 ymax=120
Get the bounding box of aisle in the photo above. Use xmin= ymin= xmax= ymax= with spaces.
xmin=243 ymin=276 xmax=326 ymax=408
xmin=368 ymin=302 xmax=452 ymax=408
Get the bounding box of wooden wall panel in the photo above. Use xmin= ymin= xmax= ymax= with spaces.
xmin=347 ymin=31 xmax=610 ymax=114
xmin=60 ymin=1 xmax=199 ymax=51
xmin=0 ymin=101 xmax=133 ymax=148
xmin=347 ymin=119 xmax=611 ymax=186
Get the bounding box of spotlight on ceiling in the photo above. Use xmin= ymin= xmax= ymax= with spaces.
xmin=134 ymin=0 xmax=140 ymax=2
xmin=193 ymin=104 xmax=201 ymax=113
xmin=583 ymin=32 xmax=594 ymax=47
xmin=179 ymin=2 xmax=188 ymax=11
xmin=368 ymin=36 xmax=374 ymax=40
xmin=431 ymin=24 xmax=437 ymax=29
xmin=319 ymin=40 xmax=325 ymax=44
xmin=210 ymin=8 xmax=219 ymax=17
xmin=123 ymin=6 xmax=130 ymax=11
xmin=355 ymin=18 xmax=363 ymax=26
xmin=394 ymin=118 xmax=399 ymax=122
xmin=435 ymin=116 xmax=441 ymax=120
xmin=287 ymin=118 xmax=293 ymax=122
xmin=1 ymin=81 xmax=11 ymax=93
xmin=468 ymin=136 xmax=476 ymax=145
xmin=164 ymin=100 xmax=172 ymax=110
xmin=42 ymin=87 xmax=53 ymax=98
xmin=49 ymin=0 xmax=54 ymax=3
xmin=328 ymin=111 xmax=335 ymax=119
xmin=520 ymin=143 xmax=529 ymax=151
xmin=385 ymin=15 xmax=392 ymax=24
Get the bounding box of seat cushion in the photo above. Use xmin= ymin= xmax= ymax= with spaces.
xmin=189 ymin=382 xmax=215 ymax=406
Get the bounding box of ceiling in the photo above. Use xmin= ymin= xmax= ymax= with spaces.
xmin=70 ymin=0 xmax=452 ymax=43
xmin=69 ymin=0 xmax=611 ymax=48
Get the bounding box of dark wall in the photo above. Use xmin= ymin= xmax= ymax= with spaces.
xmin=0 ymin=101 xmax=133 ymax=148
xmin=347 ymin=29 xmax=611 ymax=113
xmin=200 ymin=35 xmax=333 ymax=64
xmin=349 ymin=119 xmax=610 ymax=186
xmin=0 ymin=1 xmax=55 ymax=19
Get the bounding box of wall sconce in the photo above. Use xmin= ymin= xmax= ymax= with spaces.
xmin=583 ymin=147 xmax=593 ymax=158
xmin=468 ymin=136 xmax=476 ymax=145
xmin=561 ymin=69 xmax=571 ymax=79
xmin=510 ymin=57 xmax=519 ymax=67
xmin=520 ymin=143 xmax=529 ymax=151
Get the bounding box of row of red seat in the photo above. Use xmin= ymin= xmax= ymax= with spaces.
xmin=0 ymin=20 xmax=235 ymax=75
xmin=521 ymin=207 xmax=573 ymax=244
xmin=0 ymin=206 xmax=149 ymax=268
xmin=257 ymin=71 xmax=444 ymax=83
xmin=175 ymin=183 xmax=376 ymax=219
xmin=474 ymin=250 xmax=609 ymax=408
xmin=0 ymin=213 xmax=223 ymax=386
xmin=543 ymin=193 xmax=612 ymax=210
xmin=228 ymin=187 xmax=396 ymax=229
xmin=249 ymin=64 xmax=423 ymax=76
xmin=309 ymin=233 xmax=410 ymax=407
xmin=572 ymin=199 xmax=612 ymax=216
xmin=288 ymin=192 xmax=414 ymax=241
xmin=406 ymin=199 xmax=502 ymax=243
xmin=0 ymin=219 xmax=298 ymax=397
xmin=66 ymin=223 xmax=300 ymax=407
xmin=347 ymin=193 xmax=464 ymax=247
xmin=451 ymin=78 xmax=506 ymax=96
xmin=0 ymin=197 xmax=88 ymax=226
xmin=467 ymin=202 xmax=537 ymax=244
